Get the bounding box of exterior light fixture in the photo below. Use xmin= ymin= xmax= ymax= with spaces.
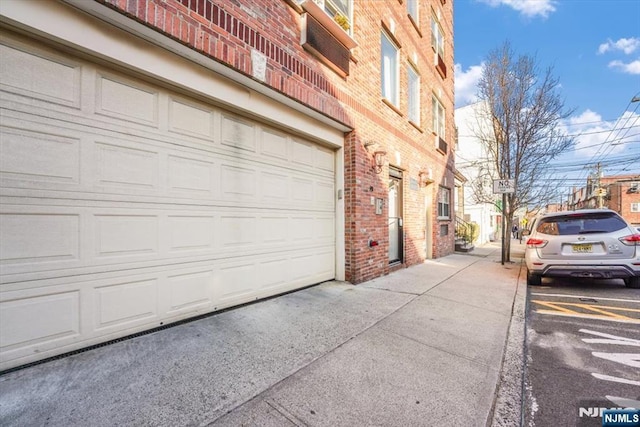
xmin=418 ymin=168 xmax=433 ymax=187
xmin=372 ymin=150 xmax=387 ymax=174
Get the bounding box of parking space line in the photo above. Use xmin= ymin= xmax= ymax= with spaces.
xmin=588 ymin=305 xmax=640 ymax=313
xmin=533 ymin=311 xmax=640 ymax=324
xmin=532 ymin=300 xmax=579 ymax=314
xmin=571 ymin=304 xmax=635 ymax=320
xmin=530 ymin=293 xmax=639 ymax=304
xmin=532 ymin=300 xmax=640 ymax=322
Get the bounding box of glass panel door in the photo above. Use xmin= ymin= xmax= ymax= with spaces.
xmin=388 ymin=169 xmax=403 ymax=263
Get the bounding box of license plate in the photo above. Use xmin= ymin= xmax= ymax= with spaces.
xmin=572 ymin=244 xmax=592 ymax=253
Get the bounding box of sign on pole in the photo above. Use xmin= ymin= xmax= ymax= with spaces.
xmin=493 ymin=179 xmax=515 ymax=194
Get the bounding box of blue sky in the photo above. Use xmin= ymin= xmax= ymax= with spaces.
xmin=453 ymin=0 xmax=640 ymax=196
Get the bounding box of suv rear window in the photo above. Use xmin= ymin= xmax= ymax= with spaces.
xmin=535 ymin=212 xmax=628 ymax=235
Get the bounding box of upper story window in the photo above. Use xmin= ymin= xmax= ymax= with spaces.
xmin=431 ymin=13 xmax=447 ymax=78
xmin=433 ymin=95 xmax=447 ymax=153
xmin=315 ymin=0 xmax=352 ymax=32
xmin=407 ymin=0 xmax=419 ymax=25
xmin=431 ymin=14 xmax=444 ymax=57
xmin=438 ymin=186 xmax=451 ymax=219
xmin=299 ymin=0 xmax=356 ymax=76
xmin=407 ymin=64 xmax=420 ymax=125
xmin=432 ymin=95 xmax=445 ymax=137
xmin=381 ymin=32 xmax=399 ymax=107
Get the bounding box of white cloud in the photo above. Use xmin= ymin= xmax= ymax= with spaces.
xmin=608 ymin=59 xmax=640 ymax=75
xmin=477 ymin=0 xmax=557 ymax=18
xmin=598 ymin=37 xmax=640 ymax=55
xmin=563 ymin=110 xmax=637 ymax=158
xmin=454 ymin=63 xmax=483 ymax=107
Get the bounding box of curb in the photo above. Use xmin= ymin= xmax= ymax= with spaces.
xmin=490 ymin=253 xmax=527 ymax=427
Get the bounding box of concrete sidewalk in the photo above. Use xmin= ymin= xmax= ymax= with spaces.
xmin=0 ymin=242 xmax=527 ymax=427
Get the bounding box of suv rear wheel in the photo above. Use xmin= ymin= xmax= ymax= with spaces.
xmin=527 ymin=270 xmax=542 ymax=286
xmin=624 ymin=277 xmax=640 ymax=289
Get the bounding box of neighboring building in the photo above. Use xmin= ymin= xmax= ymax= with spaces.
xmin=454 ymin=102 xmax=500 ymax=244
xmin=569 ymin=175 xmax=640 ymax=225
xmin=544 ymin=203 xmax=567 ymax=213
xmin=0 ymin=0 xmax=455 ymax=369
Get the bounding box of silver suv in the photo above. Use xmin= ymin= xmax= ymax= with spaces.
xmin=523 ymin=209 xmax=640 ymax=288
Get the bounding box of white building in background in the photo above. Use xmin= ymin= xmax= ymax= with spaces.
xmin=454 ymin=102 xmax=501 ymax=244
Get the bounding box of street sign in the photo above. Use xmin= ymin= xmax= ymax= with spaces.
xmin=493 ymin=179 xmax=515 ymax=194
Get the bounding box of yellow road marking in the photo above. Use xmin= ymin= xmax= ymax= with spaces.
xmin=590 ymin=305 xmax=640 ymax=313
xmin=534 ymin=311 xmax=640 ymax=325
xmin=532 ymin=300 xmax=580 ymax=314
xmin=570 ymin=304 xmax=631 ymax=320
xmin=532 ymin=300 xmax=640 ymax=322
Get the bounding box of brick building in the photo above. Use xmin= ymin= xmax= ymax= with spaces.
xmin=602 ymin=176 xmax=640 ymax=226
xmin=569 ymin=175 xmax=640 ymax=226
xmin=0 ymin=0 xmax=454 ymax=369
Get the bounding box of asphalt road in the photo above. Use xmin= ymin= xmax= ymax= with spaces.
xmin=524 ymin=277 xmax=640 ymax=427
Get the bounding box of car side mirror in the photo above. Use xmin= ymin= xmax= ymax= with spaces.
xmin=521 ymin=229 xmax=531 ymax=237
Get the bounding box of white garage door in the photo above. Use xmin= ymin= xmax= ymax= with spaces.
xmin=0 ymin=35 xmax=336 ymax=370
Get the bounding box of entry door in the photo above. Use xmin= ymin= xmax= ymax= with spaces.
xmin=388 ymin=168 xmax=403 ymax=264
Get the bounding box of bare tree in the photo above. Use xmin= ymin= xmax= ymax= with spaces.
xmin=469 ymin=42 xmax=575 ymax=262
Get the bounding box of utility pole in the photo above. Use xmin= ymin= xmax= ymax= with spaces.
xmin=595 ymin=162 xmax=603 ymax=209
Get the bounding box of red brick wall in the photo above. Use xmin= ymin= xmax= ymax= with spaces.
xmin=606 ymin=181 xmax=640 ymax=225
xmin=99 ymin=0 xmax=455 ymax=283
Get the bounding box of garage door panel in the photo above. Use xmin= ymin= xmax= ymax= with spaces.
xmin=292 ymin=138 xmax=315 ymax=168
xmin=220 ymin=163 xmax=256 ymax=200
xmin=221 ymin=113 xmax=257 ymax=153
xmin=0 ymin=35 xmax=336 ymax=370
xmin=1 ymin=204 xmax=332 ymax=278
xmin=1 ymin=110 xmax=333 ymax=203
xmin=95 ymin=141 xmax=160 ymax=190
xmin=0 ymin=291 xmax=80 ymax=351
xmin=168 ymin=97 xmax=215 ymax=140
xmin=259 ymin=171 xmax=289 ymax=200
xmin=0 ymin=42 xmax=81 ymax=108
xmin=95 ymin=214 xmax=159 ymax=258
xmin=167 ymin=155 xmax=216 ymax=196
xmin=291 ymin=177 xmax=314 ymax=203
xmin=315 ymin=145 xmax=335 ymax=172
xmin=95 ymin=72 xmax=159 ymax=127
xmin=167 ymin=215 xmax=215 ymax=253
xmin=94 ymin=278 xmax=158 ymax=331
xmin=0 ymin=126 xmax=81 ymax=186
xmin=260 ymin=128 xmax=289 ymax=161
xmin=165 ymin=269 xmax=214 ymax=315
xmin=0 ymin=212 xmax=80 ymax=265
xmin=0 ymin=242 xmax=334 ymax=367
xmin=316 ymin=181 xmax=335 ymax=208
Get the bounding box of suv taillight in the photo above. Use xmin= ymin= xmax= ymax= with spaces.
xmin=526 ymin=238 xmax=548 ymax=248
xmin=619 ymin=234 xmax=640 ymax=246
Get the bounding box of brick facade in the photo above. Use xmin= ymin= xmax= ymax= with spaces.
xmin=569 ymin=175 xmax=640 ymax=226
xmin=602 ymin=177 xmax=640 ymax=225
xmin=99 ymin=0 xmax=455 ymax=283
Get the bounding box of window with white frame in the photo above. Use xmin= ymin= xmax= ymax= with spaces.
xmin=407 ymin=0 xmax=419 ymax=24
xmin=323 ymin=0 xmax=352 ymax=32
xmin=432 ymin=95 xmax=445 ymax=138
xmin=438 ymin=186 xmax=450 ymax=218
xmin=381 ymin=32 xmax=399 ymax=107
xmin=407 ymin=64 xmax=420 ymax=125
xmin=431 ymin=14 xmax=444 ymax=58
xmin=632 ymin=202 xmax=639 ymax=213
